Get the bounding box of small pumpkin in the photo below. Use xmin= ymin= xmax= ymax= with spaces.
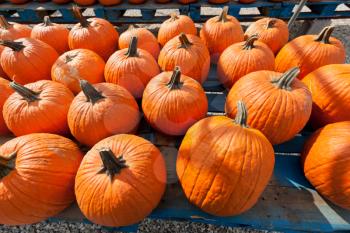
xmin=142 ymin=67 xmax=208 ymax=136
xmin=244 ymin=18 xmax=289 ymax=54
xmin=0 ymin=133 xmax=83 ymax=225
xmin=69 ymin=6 xmax=119 ymax=60
xmin=275 ymin=26 xmax=346 ymax=79
xmin=158 ymin=13 xmax=197 ymax=47
xmin=302 ymin=121 xmax=350 ymax=210
xmin=3 ymin=80 xmax=74 ymax=136
xmin=75 ymin=134 xmax=166 ymax=227
xmin=51 ymin=49 xmax=105 ymax=95
xmin=217 ymin=35 xmax=275 ymax=88
xmin=302 ymin=64 xmax=350 ymax=129
xmin=74 ymin=0 xmax=96 ymax=5
xmin=200 ymin=6 xmax=244 ymax=63
xmin=31 ymin=16 xmax=69 ymax=54
xmin=225 ymin=67 xmax=312 ymax=145
xmin=0 ymin=38 xmax=59 ymax=84
xmin=68 ymin=80 xmax=140 ymax=147
xmin=177 ymin=101 xmax=275 ymax=216
xmin=119 ymin=25 xmax=160 ymax=60
xmin=0 ymin=15 xmax=31 ymax=40
xmin=105 ymin=36 xmax=160 ymax=98
xmin=158 ymin=33 xmax=210 ymax=84
xmin=0 ymin=78 xmax=13 ymax=135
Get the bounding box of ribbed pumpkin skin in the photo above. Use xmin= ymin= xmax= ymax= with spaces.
xmin=302 ymin=122 xmax=350 ymax=210
xmin=3 ymin=80 xmax=74 ymax=136
xmin=51 ymin=49 xmax=105 ymax=95
xmin=302 ymin=64 xmax=350 ymax=129
xmin=0 ymin=133 xmax=83 ymax=225
xmin=75 ymin=134 xmax=167 ymax=227
xmin=244 ymin=18 xmax=289 ymax=54
xmin=0 ymin=38 xmax=59 ymax=85
xmin=177 ymin=116 xmax=275 ymax=216
xmin=0 ymin=78 xmax=13 ymax=135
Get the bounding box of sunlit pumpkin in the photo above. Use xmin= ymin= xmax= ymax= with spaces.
xmin=0 ymin=78 xmax=13 ymax=135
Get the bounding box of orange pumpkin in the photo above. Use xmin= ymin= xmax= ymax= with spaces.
xmin=226 ymin=68 xmax=312 ymax=145
xmin=158 ymin=13 xmax=197 ymax=47
xmin=0 ymin=15 xmax=31 ymax=40
xmin=302 ymin=64 xmax=350 ymax=129
xmin=275 ymin=26 xmax=346 ymax=79
xmin=3 ymin=80 xmax=74 ymax=136
xmin=0 ymin=38 xmax=59 ymax=84
xmin=119 ymin=25 xmax=160 ymax=60
xmin=51 ymin=49 xmax=105 ymax=95
xmin=98 ymin=0 xmax=121 ymax=5
xmin=75 ymin=134 xmax=166 ymax=227
xmin=31 ymin=16 xmax=69 ymax=54
xmin=105 ymin=37 xmax=160 ymax=98
xmin=142 ymin=67 xmax=208 ymax=136
xmin=302 ymin=121 xmax=350 ymax=210
xmin=177 ymin=101 xmax=275 ymax=216
xmin=0 ymin=78 xmax=13 ymax=135
xmin=74 ymin=0 xmax=96 ymax=5
xmin=0 ymin=133 xmax=83 ymax=225
xmin=158 ymin=33 xmax=210 ymax=84
xmin=217 ymin=35 xmax=275 ymax=88
xmin=68 ymin=81 xmax=140 ymax=147
xmin=69 ymin=6 xmax=119 ymax=60
xmin=200 ymin=6 xmax=244 ymax=63
xmin=244 ymin=17 xmax=289 ymax=54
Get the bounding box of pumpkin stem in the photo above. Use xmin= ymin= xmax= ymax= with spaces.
xmin=43 ymin=16 xmax=53 ymax=26
xmin=218 ymin=6 xmax=229 ymax=22
xmin=72 ymin=5 xmax=89 ymax=28
xmin=315 ymin=26 xmax=335 ymax=44
xmin=234 ymin=100 xmax=248 ymax=128
xmin=125 ymin=36 xmax=138 ymax=57
xmin=274 ymin=67 xmax=300 ymax=90
xmin=178 ymin=33 xmax=193 ymax=49
xmin=98 ymin=148 xmax=128 ymax=182
xmin=167 ymin=66 xmax=182 ymax=90
xmin=169 ymin=12 xmax=179 ymax=22
xmin=0 ymin=152 xmax=17 ymax=179
xmin=10 ymin=81 xmax=40 ymax=102
xmin=65 ymin=53 xmax=78 ymax=63
xmin=242 ymin=35 xmax=259 ymax=50
xmin=0 ymin=15 xmax=10 ymax=29
xmin=0 ymin=40 xmax=25 ymax=51
xmin=266 ymin=19 xmax=277 ymax=29
xmin=80 ymin=80 xmax=105 ymax=104
xmin=128 ymin=24 xmax=136 ymax=30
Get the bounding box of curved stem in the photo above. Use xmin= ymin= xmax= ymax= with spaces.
xmin=0 ymin=40 xmax=25 ymax=51
xmin=97 ymin=148 xmax=128 ymax=182
xmin=167 ymin=66 xmax=182 ymax=90
xmin=218 ymin=6 xmax=229 ymax=22
xmin=266 ymin=18 xmax=277 ymax=29
xmin=274 ymin=67 xmax=300 ymax=90
xmin=10 ymin=82 xmax=40 ymax=102
xmin=169 ymin=12 xmax=179 ymax=22
xmin=43 ymin=16 xmax=53 ymax=26
xmin=178 ymin=33 xmax=193 ymax=49
xmin=315 ymin=26 xmax=335 ymax=44
xmin=125 ymin=36 xmax=138 ymax=57
xmin=80 ymin=80 xmax=105 ymax=104
xmin=242 ymin=35 xmax=259 ymax=50
xmin=0 ymin=152 xmax=17 ymax=179
xmin=0 ymin=15 xmax=10 ymax=29
xmin=234 ymin=100 xmax=248 ymax=128
xmin=72 ymin=5 xmax=89 ymax=28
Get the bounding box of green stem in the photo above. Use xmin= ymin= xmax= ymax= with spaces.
xmin=315 ymin=26 xmax=335 ymax=44
xmin=274 ymin=67 xmax=300 ymax=90
xmin=242 ymin=35 xmax=259 ymax=50
xmin=234 ymin=100 xmax=248 ymax=128
xmin=0 ymin=40 xmax=25 ymax=52
xmin=97 ymin=148 xmax=128 ymax=182
xmin=218 ymin=6 xmax=229 ymax=22
xmin=0 ymin=15 xmax=10 ymax=29
xmin=72 ymin=5 xmax=89 ymax=28
xmin=125 ymin=36 xmax=138 ymax=57
xmin=167 ymin=67 xmax=182 ymax=90
xmin=178 ymin=33 xmax=193 ymax=49
xmin=80 ymin=80 xmax=105 ymax=104
xmin=9 ymin=82 xmax=40 ymax=102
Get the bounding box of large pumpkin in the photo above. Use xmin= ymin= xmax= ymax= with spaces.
xmin=275 ymin=26 xmax=345 ymax=79
xmin=68 ymin=81 xmax=140 ymax=147
xmin=158 ymin=33 xmax=210 ymax=84
xmin=200 ymin=6 xmax=244 ymax=63
xmin=142 ymin=67 xmax=208 ymax=136
xmin=244 ymin=17 xmax=289 ymax=54
xmin=217 ymin=35 xmax=275 ymax=89
xmin=75 ymin=134 xmax=166 ymax=227
xmin=226 ymin=67 xmax=312 ymax=145
xmin=105 ymin=36 xmax=160 ymax=98
xmin=3 ymin=80 xmax=74 ymax=136
xmin=0 ymin=78 xmax=13 ymax=135
xmin=51 ymin=49 xmax=105 ymax=95
xmin=302 ymin=121 xmax=350 ymax=210
xmin=69 ymin=6 xmax=119 ymax=60
xmin=302 ymin=64 xmax=350 ymax=129
xmin=0 ymin=38 xmax=59 ymax=84
xmin=0 ymin=133 xmax=83 ymax=225
xmin=0 ymin=15 xmax=31 ymax=40
xmin=177 ymin=101 xmax=275 ymax=216
xmin=158 ymin=13 xmax=197 ymax=47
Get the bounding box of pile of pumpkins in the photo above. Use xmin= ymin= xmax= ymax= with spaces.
xmin=0 ymin=5 xmax=350 ymax=227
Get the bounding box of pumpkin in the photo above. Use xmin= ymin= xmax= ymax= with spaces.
xmin=68 ymin=81 xmax=140 ymax=147
xmin=200 ymin=6 xmax=244 ymax=63
xmin=0 ymin=38 xmax=59 ymax=84
xmin=75 ymin=134 xmax=166 ymax=227
xmin=99 ymin=0 xmax=121 ymax=6
xmin=244 ymin=18 xmax=289 ymax=54
xmin=177 ymin=101 xmax=275 ymax=216
xmin=142 ymin=67 xmax=208 ymax=136
xmin=119 ymin=25 xmax=160 ymax=60
xmin=0 ymin=133 xmax=83 ymax=225
xmin=302 ymin=64 xmax=350 ymax=129
xmin=69 ymin=6 xmax=119 ymax=60
xmin=0 ymin=46 xmax=8 ymax=79
xmin=158 ymin=33 xmax=210 ymax=84
xmin=105 ymin=37 xmax=160 ymax=98
xmin=217 ymin=35 xmax=275 ymax=88
xmin=0 ymin=78 xmax=13 ymax=135
xmin=302 ymin=121 xmax=350 ymax=210
xmin=275 ymin=26 xmax=346 ymax=79
xmin=3 ymin=80 xmax=74 ymax=136
xmin=225 ymin=67 xmax=312 ymax=145
xmin=74 ymin=0 xmax=95 ymax=5
xmin=51 ymin=49 xmax=105 ymax=95
xmin=158 ymin=13 xmax=197 ymax=47
xmin=31 ymin=16 xmax=69 ymax=54
xmin=0 ymin=15 xmax=31 ymax=40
